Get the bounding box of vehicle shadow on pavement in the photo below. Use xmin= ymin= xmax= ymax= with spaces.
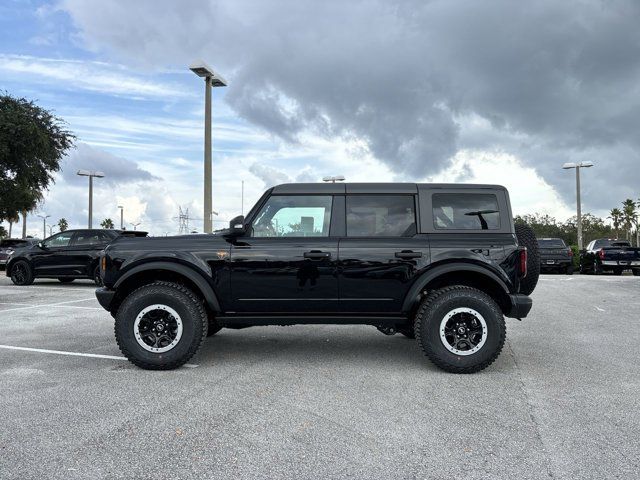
xmin=195 ymin=327 xmax=513 ymax=373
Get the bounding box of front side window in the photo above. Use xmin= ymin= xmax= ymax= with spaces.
xmin=44 ymin=232 xmax=73 ymax=248
xmin=433 ymin=193 xmax=500 ymax=230
xmin=346 ymin=195 xmax=416 ymax=237
xmin=252 ymin=195 xmax=333 ymax=238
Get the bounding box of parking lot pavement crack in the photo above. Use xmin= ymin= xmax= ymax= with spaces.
xmin=506 ymin=340 xmax=557 ymax=480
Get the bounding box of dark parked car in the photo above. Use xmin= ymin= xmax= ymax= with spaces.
xmin=6 ymin=229 xmax=147 ymax=286
xmin=538 ymin=237 xmax=573 ymax=274
xmin=0 ymin=238 xmax=39 ymax=268
xmin=580 ymin=239 xmax=640 ymax=275
xmin=96 ymin=183 xmax=539 ymax=374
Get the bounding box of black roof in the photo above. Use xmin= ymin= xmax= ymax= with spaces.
xmin=271 ymin=183 xmax=507 ymax=194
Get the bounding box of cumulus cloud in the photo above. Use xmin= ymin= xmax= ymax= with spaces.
xmin=59 ymin=0 xmax=640 ymax=210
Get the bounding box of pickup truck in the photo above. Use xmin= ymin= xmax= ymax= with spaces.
xmin=580 ymin=239 xmax=640 ymax=275
xmin=95 ymin=183 xmax=539 ymax=373
xmin=538 ymin=237 xmax=573 ymax=274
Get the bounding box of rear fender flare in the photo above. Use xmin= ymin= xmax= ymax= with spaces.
xmin=402 ymin=262 xmax=510 ymax=313
xmin=114 ymin=261 xmax=221 ymax=312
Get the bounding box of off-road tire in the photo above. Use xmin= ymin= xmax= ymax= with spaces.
xmin=10 ymin=260 xmax=34 ymax=286
xmin=207 ymin=318 xmax=222 ymax=337
xmin=58 ymin=278 xmax=75 ymax=283
xmin=515 ymin=223 xmax=539 ymax=295
xmin=415 ymin=286 xmax=506 ymax=374
xmin=115 ymin=281 xmax=207 ymax=370
xmin=565 ymin=265 xmax=574 ymax=275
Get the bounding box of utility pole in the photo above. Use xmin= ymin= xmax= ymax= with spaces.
xmin=118 ymin=205 xmax=124 ymax=229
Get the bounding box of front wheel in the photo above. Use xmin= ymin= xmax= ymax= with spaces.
xmin=115 ymin=281 xmax=207 ymax=370
xmin=415 ymin=286 xmax=506 ymax=373
xmin=93 ymin=266 xmax=103 ymax=286
xmin=10 ymin=260 xmax=34 ymax=286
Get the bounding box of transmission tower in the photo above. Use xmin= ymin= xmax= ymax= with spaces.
xmin=177 ymin=207 xmax=190 ymax=235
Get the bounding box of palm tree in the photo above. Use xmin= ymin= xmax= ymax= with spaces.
xmin=608 ymin=208 xmax=623 ymax=239
xmin=622 ymin=199 xmax=638 ymax=244
xmin=100 ymin=218 xmax=115 ymax=229
xmin=57 ymin=218 xmax=68 ymax=232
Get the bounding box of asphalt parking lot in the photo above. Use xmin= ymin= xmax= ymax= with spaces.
xmin=0 ymin=274 xmax=638 ymax=480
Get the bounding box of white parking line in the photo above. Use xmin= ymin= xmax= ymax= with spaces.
xmin=0 ymin=285 xmax=96 ymax=292
xmin=0 ymin=344 xmax=199 ymax=368
xmin=0 ymin=298 xmax=99 ymax=313
xmin=595 ymin=306 xmax=605 ymax=312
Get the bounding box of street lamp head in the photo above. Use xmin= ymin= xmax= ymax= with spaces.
xmin=322 ymin=175 xmax=346 ymax=183
xmin=117 ymin=205 xmax=123 ymax=209
xmin=579 ymin=161 xmax=594 ymax=168
xmin=189 ymin=60 xmax=227 ymax=87
xmin=562 ymin=163 xmax=576 ymax=169
xmin=77 ymin=170 xmax=105 ymax=178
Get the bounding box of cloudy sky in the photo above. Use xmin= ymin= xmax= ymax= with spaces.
xmin=2 ymin=0 xmax=639 ymax=237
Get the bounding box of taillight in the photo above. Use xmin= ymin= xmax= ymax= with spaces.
xmin=519 ymin=248 xmax=527 ymax=277
xmin=101 ymin=256 xmax=106 ymax=271
xmin=598 ymin=248 xmax=605 ymax=260
xmin=567 ymin=247 xmax=573 ymax=257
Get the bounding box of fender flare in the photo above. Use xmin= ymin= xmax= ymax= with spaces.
xmin=401 ymin=262 xmax=510 ymax=313
xmin=114 ymin=261 xmax=221 ymax=312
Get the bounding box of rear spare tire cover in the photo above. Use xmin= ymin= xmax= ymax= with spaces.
xmin=515 ymin=223 xmax=540 ymax=295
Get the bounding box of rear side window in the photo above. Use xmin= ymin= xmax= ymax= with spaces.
xmin=346 ymin=195 xmax=416 ymax=237
xmin=73 ymin=231 xmax=111 ymax=246
xmin=432 ymin=193 xmax=500 ymax=230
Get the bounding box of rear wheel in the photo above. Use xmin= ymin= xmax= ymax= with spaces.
xmin=515 ymin=224 xmax=539 ymax=295
xmin=633 ymin=269 xmax=640 ymax=276
xmin=93 ymin=265 xmax=103 ymax=286
xmin=415 ymin=286 xmax=506 ymax=373
xmin=565 ymin=265 xmax=574 ymax=275
xmin=115 ymin=281 xmax=207 ymax=370
xmin=593 ymin=261 xmax=601 ymax=275
xmin=10 ymin=260 xmax=34 ymax=286
xmin=58 ymin=278 xmax=75 ymax=283
xmin=612 ymin=268 xmax=623 ymax=276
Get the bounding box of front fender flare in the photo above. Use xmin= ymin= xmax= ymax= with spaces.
xmin=401 ymin=262 xmax=510 ymax=313
xmin=114 ymin=261 xmax=221 ymax=312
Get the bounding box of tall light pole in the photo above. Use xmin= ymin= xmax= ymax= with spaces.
xmin=562 ymin=162 xmax=594 ymax=250
xmin=131 ymin=222 xmax=141 ymax=231
xmin=189 ymin=60 xmax=227 ymax=233
xmin=37 ymin=214 xmax=50 ymax=239
xmin=117 ymin=205 xmax=124 ymax=229
xmin=77 ymin=170 xmax=105 ymax=228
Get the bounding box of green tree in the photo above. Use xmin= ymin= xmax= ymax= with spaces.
xmin=57 ymin=218 xmax=68 ymax=232
xmin=561 ymin=213 xmax=613 ymax=246
xmin=0 ymin=93 xmax=75 ymax=230
xmin=100 ymin=218 xmax=114 ymax=229
xmin=608 ymin=208 xmax=623 ymax=239
xmin=621 ymin=199 xmax=638 ymax=243
xmin=0 ymin=225 xmax=7 ymax=239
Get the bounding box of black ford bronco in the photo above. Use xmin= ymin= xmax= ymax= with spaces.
xmin=96 ymin=183 xmax=539 ymax=373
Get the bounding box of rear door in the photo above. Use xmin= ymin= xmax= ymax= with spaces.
xmin=67 ymin=230 xmax=115 ymax=276
xmin=229 ymin=193 xmax=340 ymax=313
xmin=338 ymin=187 xmax=430 ymax=313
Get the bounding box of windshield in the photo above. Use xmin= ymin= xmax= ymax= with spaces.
xmin=537 ymin=239 xmax=565 ymax=248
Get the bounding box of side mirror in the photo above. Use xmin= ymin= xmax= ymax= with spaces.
xmin=229 ymin=215 xmax=246 ymax=232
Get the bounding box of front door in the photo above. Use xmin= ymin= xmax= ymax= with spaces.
xmin=32 ymin=231 xmax=75 ymax=276
xmin=229 ymin=194 xmax=339 ymax=313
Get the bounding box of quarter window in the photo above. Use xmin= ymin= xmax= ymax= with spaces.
xmin=433 ymin=193 xmax=500 ymax=230
xmin=346 ymin=195 xmax=416 ymax=237
xmin=252 ymin=195 xmax=333 ymax=237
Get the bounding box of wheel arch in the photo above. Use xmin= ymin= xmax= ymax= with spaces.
xmin=111 ymin=261 xmax=221 ymax=315
xmin=402 ymin=263 xmax=512 ymax=315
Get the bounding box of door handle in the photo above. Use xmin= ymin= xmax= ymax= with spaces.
xmin=303 ymin=251 xmax=331 ymax=259
xmin=395 ymin=250 xmax=422 ymax=259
